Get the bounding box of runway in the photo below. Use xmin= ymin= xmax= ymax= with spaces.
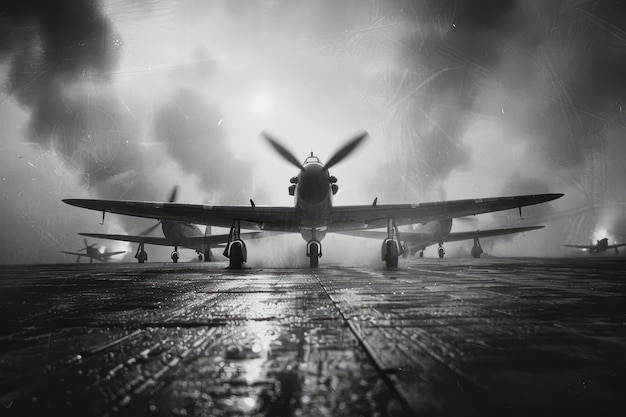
xmin=1 ymin=257 xmax=625 ymax=416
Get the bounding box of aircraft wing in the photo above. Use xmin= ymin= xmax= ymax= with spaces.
xmin=63 ymin=200 xmax=299 ymax=231
xmin=102 ymin=251 xmax=126 ymax=256
xmin=606 ymin=243 xmax=626 ymax=249
xmin=60 ymin=251 xmax=90 ymax=257
xmin=561 ymin=244 xmax=592 ymax=250
xmin=431 ymin=225 xmax=545 ymax=243
xmin=63 ymin=193 xmax=562 ymax=231
xmin=78 ymin=231 xmax=266 ymax=247
xmin=339 ymin=226 xmax=545 ymax=246
xmin=327 ymin=194 xmax=563 ymax=230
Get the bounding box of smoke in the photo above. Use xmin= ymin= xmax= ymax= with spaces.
xmin=1 ymin=1 xmax=625 ymax=263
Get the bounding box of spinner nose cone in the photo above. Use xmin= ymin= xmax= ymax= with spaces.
xmin=298 ymin=164 xmax=329 ymax=204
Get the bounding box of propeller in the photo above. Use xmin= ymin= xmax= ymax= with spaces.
xmin=261 ymin=131 xmax=304 ymax=170
xmin=78 ymin=238 xmax=96 ymax=252
xmin=324 ymin=130 xmax=368 ymax=171
xmin=138 ymin=185 xmax=179 ymax=236
xmin=261 ymin=129 xmax=368 ymax=171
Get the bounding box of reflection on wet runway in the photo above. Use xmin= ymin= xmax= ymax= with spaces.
xmin=1 ymin=258 xmax=625 ymax=416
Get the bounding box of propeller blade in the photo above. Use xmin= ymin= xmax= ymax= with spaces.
xmin=139 ymin=220 xmax=162 ymax=236
xmin=261 ymin=131 xmax=304 ymax=170
xmin=77 ymin=239 xmax=95 ymax=252
xmin=168 ymin=186 xmax=178 ymax=203
xmin=324 ymin=130 xmax=368 ymax=171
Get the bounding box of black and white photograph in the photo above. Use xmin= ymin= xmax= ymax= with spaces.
xmin=1 ymin=0 xmax=625 ymax=415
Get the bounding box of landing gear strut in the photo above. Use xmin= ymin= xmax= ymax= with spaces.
xmin=171 ymin=246 xmax=179 ymax=263
xmin=471 ymin=238 xmax=483 ymax=258
xmin=224 ymin=220 xmax=247 ymax=269
xmin=135 ymin=243 xmax=148 ymax=263
xmin=438 ymin=243 xmax=446 ymax=258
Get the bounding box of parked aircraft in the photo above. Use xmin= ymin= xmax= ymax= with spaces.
xmin=61 ymin=239 xmax=126 ymax=263
xmin=78 ymin=187 xmax=261 ymax=263
xmin=339 ymin=218 xmax=544 ymax=258
xmin=63 ymin=130 xmax=563 ymax=269
xmin=562 ymin=237 xmax=626 ymax=254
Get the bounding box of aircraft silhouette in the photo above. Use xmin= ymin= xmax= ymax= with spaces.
xmin=61 ymin=239 xmax=125 ymax=263
xmin=77 ymin=187 xmax=261 ymax=263
xmin=339 ymin=218 xmax=545 ymax=258
xmin=64 ymin=130 xmax=563 ymax=268
xmin=562 ymin=237 xmax=626 ymax=254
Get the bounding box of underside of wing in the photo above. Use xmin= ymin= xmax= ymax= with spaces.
xmin=441 ymin=225 xmax=545 ymax=243
xmin=64 ymin=200 xmax=299 ymax=231
xmin=329 ymin=194 xmax=563 ymax=231
xmin=338 ymin=226 xmax=544 ymax=247
xmin=78 ymin=231 xmax=266 ymax=248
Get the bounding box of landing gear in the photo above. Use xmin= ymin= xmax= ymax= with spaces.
xmin=227 ymin=240 xmax=246 ymax=269
xmin=419 ymin=251 xmax=424 ymax=258
xmin=381 ymin=218 xmax=401 ymax=268
xmin=204 ymin=250 xmax=212 ymax=262
xmin=382 ymin=239 xmax=399 ymax=268
xmin=307 ymin=240 xmax=321 ymax=268
xmin=438 ymin=243 xmax=446 ymax=258
xmin=171 ymin=247 xmax=179 ymax=263
xmin=471 ymin=238 xmax=483 ymax=258
xmin=135 ymin=243 xmax=148 ymax=263
xmin=224 ymin=220 xmax=247 ymax=269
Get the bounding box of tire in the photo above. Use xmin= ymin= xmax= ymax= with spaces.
xmin=385 ymin=240 xmax=399 ymax=268
xmin=229 ymin=242 xmax=244 ymax=270
xmin=309 ymin=242 xmax=319 ymax=268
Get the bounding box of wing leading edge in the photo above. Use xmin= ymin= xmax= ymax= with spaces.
xmin=77 ymin=231 xmax=266 ymax=247
xmin=339 ymin=225 xmax=545 ymax=246
xmin=63 ymin=193 xmax=563 ymax=232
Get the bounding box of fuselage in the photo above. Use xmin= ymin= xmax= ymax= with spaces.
xmin=407 ymin=218 xmax=453 ymax=253
xmin=161 ymin=220 xmax=205 ymax=250
xmin=293 ymin=155 xmax=333 ymax=242
xmin=591 ymin=238 xmax=609 ymax=253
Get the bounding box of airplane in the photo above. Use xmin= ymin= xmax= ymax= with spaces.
xmin=77 ymin=187 xmax=263 ymax=263
xmin=338 ymin=218 xmax=545 ymax=258
xmin=562 ymin=237 xmax=626 ymax=254
xmin=61 ymin=239 xmax=126 ymax=263
xmin=63 ymin=130 xmax=564 ymax=269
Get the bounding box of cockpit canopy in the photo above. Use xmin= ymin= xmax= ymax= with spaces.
xmin=304 ymin=153 xmax=321 ymax=165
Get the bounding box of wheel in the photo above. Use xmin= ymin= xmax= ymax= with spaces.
xmin=471 ymin=246 xmax=483 ymax=258
xmin=384 ymin=240 xmax=399 ymax=268
xmin=171 ymin=251 xmax=179 ymax=263
xmin=309 ymin=242 xmax=319 ymax=268
xmin=137 ymin=251 xmax=147 ymax=263
xmin=229 ymin=241 xmax=245 ymax=269
xmin=438 ymin=247 xmax=445 ymax=258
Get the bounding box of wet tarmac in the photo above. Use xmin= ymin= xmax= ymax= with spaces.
xmin=1 ymin=257 xmax=625 ymax=416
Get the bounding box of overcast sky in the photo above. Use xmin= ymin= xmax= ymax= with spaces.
xmin=1 ymin=0 xmax=625 ymax=263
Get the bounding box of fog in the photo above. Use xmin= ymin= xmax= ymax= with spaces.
xmin=1 ymin=0 xmax=625 ymax=264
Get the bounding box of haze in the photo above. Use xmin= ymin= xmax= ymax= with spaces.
xmin=1 ymin=0 xmax=625 ymax=263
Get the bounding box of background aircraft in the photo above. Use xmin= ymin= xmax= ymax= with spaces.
xmin=78 ymin=187 xmax=263 ymax=263
xmin=562 ymin=237 xmax=626 ymax=254
xmin=64 ymin=131 xmax=563 ymax=269
xmin=339 ymin=219 xmax=544 ymax=258
xmin=61 ymin=239 xmax=125 ymax=263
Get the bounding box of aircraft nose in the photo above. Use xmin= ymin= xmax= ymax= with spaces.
xmin=299 ymin=165 xmax=328 ymax=204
